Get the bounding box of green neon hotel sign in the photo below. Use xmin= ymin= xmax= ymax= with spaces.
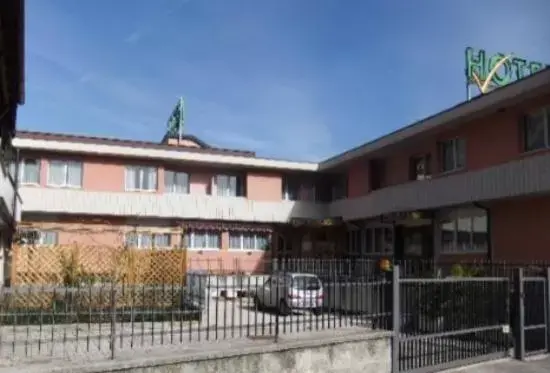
xmin=465 ymin=47 xmax=547 ymax=95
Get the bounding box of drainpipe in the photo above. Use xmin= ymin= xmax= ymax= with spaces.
xmin=473 ymin=202 xmax=492 ymax=262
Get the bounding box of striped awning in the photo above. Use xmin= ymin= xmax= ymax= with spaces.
xmin=181 ymin=220 xmax=273 ymax=233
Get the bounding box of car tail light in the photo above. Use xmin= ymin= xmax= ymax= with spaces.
xmin=317 ymin=294 xmax=324 ymax=299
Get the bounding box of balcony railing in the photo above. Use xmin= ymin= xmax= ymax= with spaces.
xmin=18 ymin=187 xmax=329 ymax=223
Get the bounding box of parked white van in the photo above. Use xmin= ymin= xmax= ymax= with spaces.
xmin=254 ymin=272 xmax=324 ymax=315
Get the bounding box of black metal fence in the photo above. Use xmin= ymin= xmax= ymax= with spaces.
xmin=0 ymin=261 xmax=391 ymax=362
xmin=2 ymin=258 xmax=550 ymax=371
xmin=393 ymin=268 xmax=512 ymax=373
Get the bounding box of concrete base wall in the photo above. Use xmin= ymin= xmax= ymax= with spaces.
xmin=7 ymin=331 xmax=391 ymax=373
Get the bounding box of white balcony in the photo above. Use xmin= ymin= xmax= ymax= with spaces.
xmin=0 ymin=164 xmax=18 ymax=225
xmin=18 ymin=187 xmax=328 ymax=223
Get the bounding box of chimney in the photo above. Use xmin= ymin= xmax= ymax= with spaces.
xmin=161 ymin=134 xmax=206 ymax=149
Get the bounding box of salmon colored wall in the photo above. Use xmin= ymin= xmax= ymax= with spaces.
xmin=347 ymin=94 xmax=550 ymax=198
xmin=491 ymin=196 xmax=550 ymax=262
xmin=189 ymin=173 xmax=212 ymax=195
xmin=83 ymin=160 xmax=126 ymax=193
xmin=246 ymin=173 xmax=282 ymax=201
xmin=347 ymin=160 xmax=370 ymax=198
xmin=187 ymin=251 xmax=269 ymax=274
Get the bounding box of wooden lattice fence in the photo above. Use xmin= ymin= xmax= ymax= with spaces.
xmin=10 ymin=245 xmax=188 ymax=285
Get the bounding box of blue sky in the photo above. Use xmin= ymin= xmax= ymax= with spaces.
xmin=19 ymin=0 xmax=550 ymax=161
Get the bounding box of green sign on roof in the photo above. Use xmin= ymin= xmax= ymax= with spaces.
xmin=465 ymin=47 xmax=547 ymax=97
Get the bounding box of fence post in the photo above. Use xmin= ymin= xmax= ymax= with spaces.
xmin=275 ymin=264 xmax=280 ymax=342
xmin=110 ymin=283 xmax=117 ymax=360
xmin=546 ymin=268 xmax=550 ymax=354
xmin=391 ymin=265 xmax=400 ymax=373
xmin=513 ymin=267 xmax=525 ymax=360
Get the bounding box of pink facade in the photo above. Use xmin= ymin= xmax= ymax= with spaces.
xmin=16 ymin=135 xmax=322 ymax=274
xmin=20 ymin=153 xmax=310 ymax=200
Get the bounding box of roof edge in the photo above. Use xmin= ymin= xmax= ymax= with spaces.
xmin=319 ymin=67 xmax=550 ymax=170
xmin=13 ymin=132 xmax=319 ymax=171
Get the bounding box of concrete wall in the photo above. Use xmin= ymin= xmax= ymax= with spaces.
xmin=7 ymin=331 xmax=391 ymax=373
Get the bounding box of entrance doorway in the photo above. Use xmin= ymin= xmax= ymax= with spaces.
xmin=394 ymin=224 xmax=434 ymax=261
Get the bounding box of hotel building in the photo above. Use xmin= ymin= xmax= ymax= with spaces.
xmin=10 ymin=67 xmax=550 ymax=279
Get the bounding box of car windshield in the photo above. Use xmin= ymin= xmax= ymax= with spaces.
xmin=292 ymin=276 xmax=321 ymax=291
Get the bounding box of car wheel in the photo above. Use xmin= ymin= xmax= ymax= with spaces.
xmin=312 ymin=308 xmax=322 ymax=316
xmin=279 ymin=299 xmax=291 ymax=316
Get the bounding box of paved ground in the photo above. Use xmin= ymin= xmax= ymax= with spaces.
xmin=0 ymin=298 xmax=372 ymax=365
xmin=444 ymin=357 xmax=550 ymax=373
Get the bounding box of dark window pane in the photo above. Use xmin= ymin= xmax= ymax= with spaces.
xmin=456 ymin=216 xmax=472 ymax=252
xmin=455 ymin=139 xmax=466 ymax=168
xmin=441 ymin=219 xmax=455 ymax=252
xmin=524 ymin=111 xmax=547 ymax=151
xmin=441 ymin=142 xmax=455 ymax=172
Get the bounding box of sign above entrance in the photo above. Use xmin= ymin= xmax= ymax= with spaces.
xmin=290 ymin=217 xmax=343 ymax=227
xmin=380 ymin=211 xmax=432 ymax=224
xmin=465 ymin=47 xmax=548 ymax=98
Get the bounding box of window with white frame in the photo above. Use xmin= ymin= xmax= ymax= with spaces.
xmin=47 ymin=160 xmax=83 ymax=187
xmin=184 ymin=229 xmax=221 ymax=250
xmin=124 ymin=232 xmax=172 ymax=249
xmin=18 ymin=230 xmax=59 ymax=245
xmin=125 ymin=166 xmax=157 ymax=191
xmin=439 ymin=138 xmax=466 ymax=172
xmin=14 ymin=158 xmax=41 ymax=184
xmin=346 ymin=227 xmax=393 ymax=255
xmin=215 ymin=174 xmax=244 ymax=197
xmin=164 ymin=170 xmax=189 ymax=193
xmin=522 ymin=107 xmax=550 ymax=152
xmin=228 ymin=231 xmax=270 ymax=251
xmin=440 ymin=207 xmax=488 ymax=254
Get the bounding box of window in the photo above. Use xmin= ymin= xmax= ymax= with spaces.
xmin=164 ymin=170 xmax=189 ymax=194
xmin=282 ymin=176 xmax=299 ymax=201
xmin=440 ymin=207 xmax=488 ymax=254
xmin=18 ymin=230 xmax=58 ymax=245
xmin=215 ymin=174 xmax=244 ymax=197
xmin=300 ymin=181 xmax=316 ymax=201
xmin=346 ymin=226 xmax=393 ymax=255
xmin=409 ymin=154 xmax=432 ymax=181
xmin=439 ymin=138 xmax=466 ymax=172
xmin=330 ymin=173 xmax=348 ymax=201
xmin=47 ymin=160 xmax=83 ymax=187
xmin=14 ymin=158 xmax=40 ymax=184
xmin=124 ymin=232 xmax=172 ymax=249
xmin=125 ymin=166 xmax=157 ymax=191
xmin=184 ymin=230 xmax=221 ymax=250
xmin=346 ymin=230 xmax=362 ymax=255
xmin=523 ymin=107 xmax=550 ymax=152
xmin=369 ymin=159 xmax=386 ymax=191
xmin=282 ymin=175 xmax=318 ymax=201
xmin=229 ymin=232 xmax=270 ymax=251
